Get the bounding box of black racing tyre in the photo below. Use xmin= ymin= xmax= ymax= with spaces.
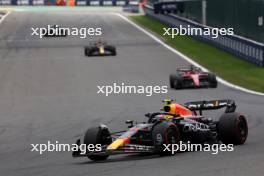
xmin=84 ymin=47 xmax=91 ymax=56
xmin=169 ymin=74 xmax=176 ymax=89
xmin=105 ymin=45 xmax=116 ymax=56
xmin=173 ymin=75 xmax=183 ymax=90
xmin=84 ymin=126 xmax=112 ymax=161
xmin=217 ymin=113 xmax=248 ymax=145
xmin=152 ymin=122 xmax=180 ymax=156
xmin=208 ymin=73 xmax=217 ymax=88
xmin=112 ymin=48 xmax=116 ymax=56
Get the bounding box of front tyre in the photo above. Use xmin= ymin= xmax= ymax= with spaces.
xmin=84 ymin=126 xmax=112 ymax=161
xmin=217 ymin=113 xmax=248 ymax=145
xmin=174 ymin=76 xmax=183 ymax=90
xmin=208 ymin=73 xmax=217 ymax=88
xmin=84 ymin=47 xmax=91 ymax=56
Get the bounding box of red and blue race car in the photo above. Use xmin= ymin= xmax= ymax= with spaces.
xmin=72 ymin=99 xmax=248 ymax=161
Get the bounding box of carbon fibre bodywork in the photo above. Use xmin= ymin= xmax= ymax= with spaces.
xmin=72 ymin=99 xmax=247 ymax=161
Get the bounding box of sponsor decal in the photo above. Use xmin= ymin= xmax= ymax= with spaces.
xmin=1 ymin=0 xmax=11 ymax=5
xmin=126 ymin=144 xmax=153 ymax=151
xmin=32 ymin=0 xmax=44 ymax=5
xmin=76 ymin=0 xmax=86 ymax=5
xmin=90 ymin=0 xmax=100 ymax=5
xmin=103 ymin=0 xmax=112 ymax=5
xmin=116 ymin=0 xmax=126 ymax=5
xmin=17 ymin=0 xmax=29 ymax=5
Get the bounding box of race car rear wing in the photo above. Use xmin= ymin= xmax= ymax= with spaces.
xmin=184 ymin=99 xmax=236 ymax=115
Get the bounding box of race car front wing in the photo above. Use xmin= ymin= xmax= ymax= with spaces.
xmin=72 ymin=139 xmax=155 ymax=157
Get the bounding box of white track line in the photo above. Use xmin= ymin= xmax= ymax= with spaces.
xmin=0 ymin=11 xmax=11 ymax=25
xmin=115 ymin=13 xmax=264 ymax=96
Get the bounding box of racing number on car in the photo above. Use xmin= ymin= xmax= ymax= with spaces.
xmin=156 ymin=133 xmax=163 ymax=145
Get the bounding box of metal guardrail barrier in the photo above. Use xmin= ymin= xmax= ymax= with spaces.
xmin=145 ymin=6 xmax=264 ymax=67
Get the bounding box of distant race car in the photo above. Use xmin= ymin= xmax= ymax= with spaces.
xmin=44 ymin=25 xmax=67 ymax=37
xmin=170 ymin=65 xmax=217 ymax=89
xmin=84 ymin=40 xmax=116 ymax=56
xmin=72 ymin=99 xmax=248 ymax=161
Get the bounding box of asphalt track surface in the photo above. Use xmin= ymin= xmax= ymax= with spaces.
xmin=0 ymin=9 xmax=263 ymax=176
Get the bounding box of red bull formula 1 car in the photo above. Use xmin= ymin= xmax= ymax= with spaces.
xmin=170 ymin=65 xmax=217 ymax=89
xmin=72 ymin=99 xmax=248 ymax=161
xmin=84 ymin=40 xmax=116 ymax=56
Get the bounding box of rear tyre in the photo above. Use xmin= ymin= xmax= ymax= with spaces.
xmin=84 ymin=126 xmax=112 ymax=161
xmin=217 ymin=113 xmax=248 ymax=145
xmin=169 ymin=75 xmax=176 ymax=89
xmin=105 ymin=45 xmax=116 ymax=56
xmin=112 ymin=49 xmax=116 ymax=56
xmin=152 ymin=122 xmax=180 ymax=156
xmin=208 ymin=73 xmax=217 ymax=88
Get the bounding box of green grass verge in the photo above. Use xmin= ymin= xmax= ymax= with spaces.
xmin=130 ymin=15 xmax=264 ymax=93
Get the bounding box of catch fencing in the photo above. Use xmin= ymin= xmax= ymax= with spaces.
xmin=145 ymin=5 xmax=264 ymax=67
